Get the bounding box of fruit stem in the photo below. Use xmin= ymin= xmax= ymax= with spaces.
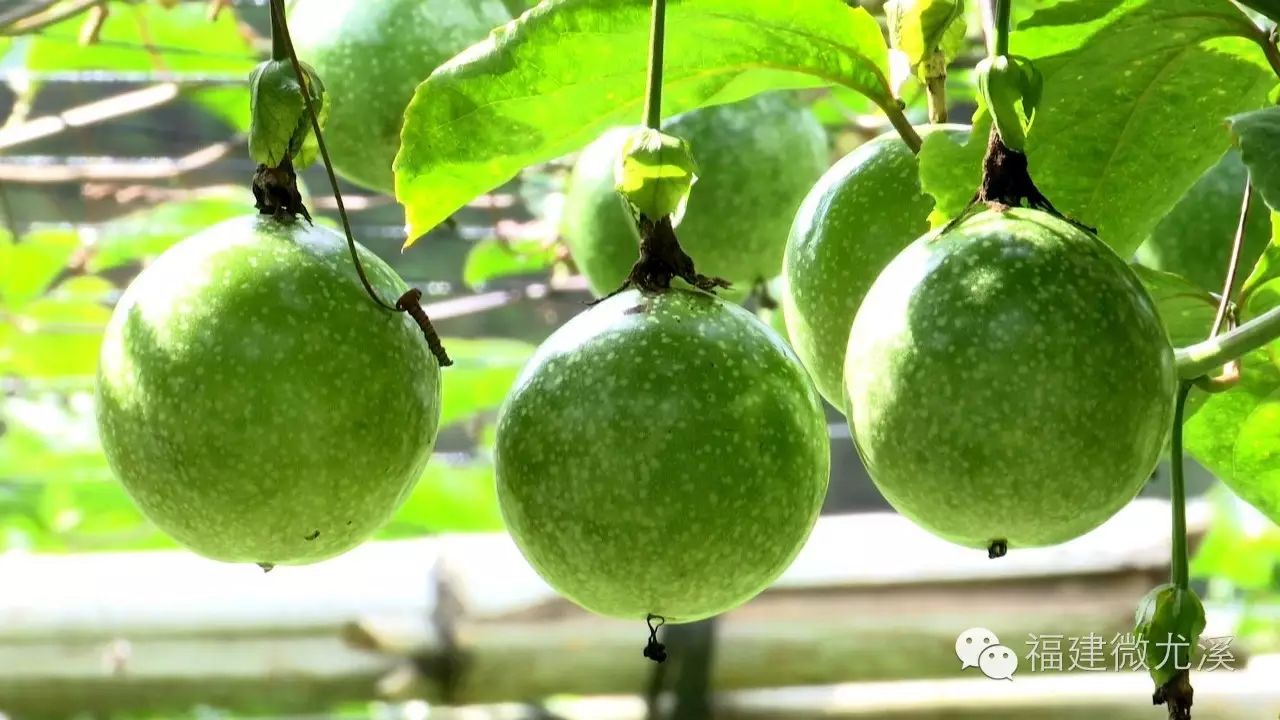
xmin=925 ymin=68 xmax=948 ymax=124
xmin=269 ymin=0 xmax=288 ymax=62
xmin=1176 ymin=303 xmax=1280 ymax=379
xmin=643 ymin=0 xmax=666 ymax=130
xmin=1170 ymin=382 xmax=1191 ymax=591
xmin=1210 ymin=178 xmax=1254 ymax=338
xmin=266 ymin=0 xmax=452 ymax=366
xmin=880 ymin=98 xmax=923 ymax=153
xmin=991 ymin=0 xmax=1012 ymax=58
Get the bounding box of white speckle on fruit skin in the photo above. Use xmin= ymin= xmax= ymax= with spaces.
xmin=495 ymin=289 xmax=830 ymax=623
xmin=844 ymin=209 xmax=1177 ymax=550
xmin=96 ymin=215 xmax=442 ymax=566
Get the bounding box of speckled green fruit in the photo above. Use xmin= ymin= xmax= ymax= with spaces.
xmin=96 ymin=215 xmax=441 ymax=565
xmin=1135 ymin=150 xmax=1271 ymax=294
xmin=782 ymin=125 xmax=969 ymax=407
xmin=290 ymin=0 xmax=511 ymax=193
xmin=561 ymin=93 xmax=828 ymax=296
xmin=495 ymin=289 xmax=829 ymax=621
xmin=845 ymin=209 xmax=1177 ymax=550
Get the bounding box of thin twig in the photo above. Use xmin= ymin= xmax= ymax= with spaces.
xmin=1210 ymin=179 xmax=1253 ymax=338
xmin=0 ymin=0 xmax=100 ymax=35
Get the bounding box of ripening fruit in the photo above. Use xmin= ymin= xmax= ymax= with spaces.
xmin=96 ymin=216 xmax=442 ymax=566
xmin=782 ymin=125 xmax=969 ymax=407
xmin=495 ymin=289 xmax=829 ymax=621
xmin=845 ymin=209 xmax=1177 ymax=551
xmin=561 ymin=93 xmax=829 ymax=296
xmin=290 ymin=0 xmax=511 ymax=193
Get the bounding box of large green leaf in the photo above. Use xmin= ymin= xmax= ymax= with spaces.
xmin=1135 ymin=151 xmax=1272 ymax=297
xmin=1132 ymin=264 xmax=1217 ymax=349
xmin=462 ymin=237 xmax=559 ymax=290
xmin=0 ymin=228 xmax=79 ymax=311
xmin=24 ymin=3 xmax=257 ymax=130
xmin=381 ymin=456 xmax=505 ymax=535
xmin=89 ymin=190 xmax=246 ymax=271
xmin=1228 ymin=106 xmax=1280 ymax=215
xmin=6 ymin=292 xmax=110 ymax=381
xmin=1184 ymin=215 xmax=1280 ymax=527
xmin=395 ymin=0 xmax=893 ymax=241
xmin=919 ymin=0 xmax=1277 ymax=256
xmin=439 ymin=338 xmax=536 ymax=427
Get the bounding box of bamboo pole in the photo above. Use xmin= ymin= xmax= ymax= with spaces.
xmin=0 ymin=500 xmax=1217 ymax=717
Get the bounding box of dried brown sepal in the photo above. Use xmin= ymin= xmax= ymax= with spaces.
xmin=252 ymin=158 xmax=312 ymax=224
xmin=396 ymin=289 xmax=453 ymax=368
xmin=942 ymin=128 xmax=1094 ymax=237
xmin=596 ymin=216 xmax=729 ymax=303
xmin=1152 ymin=668 xmax=1193 ymax=720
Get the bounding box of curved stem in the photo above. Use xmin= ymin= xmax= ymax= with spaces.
xmin=926 ymin=73 xmax=948 ymax=124
xmin=1256 ymin=25 xmax=1280 ymax=81
xmin=1176 ymin=303 xmax=1280 ymax=378
xmin=990 ymin=0 xmax=1013 ymax=57
xmin=643 ymin=0 xmax=666 ymax=130
xmin=880 ymin=98 xmax=923 ymax=153
xmin=1170 ymin=383 xmax=1191 ymax=590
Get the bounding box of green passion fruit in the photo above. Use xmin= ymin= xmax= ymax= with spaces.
xmin=290 ymin=0 xmax=511 ymax=193
xmin=561 ymin=92 xmax=829 ymax=296
xmin=96 ymin=215 xmax=441 ymax=566
xmin=782 ymin=125 xmax=969 ymax=407
xmin=845 ymin=208 xmax=1177 ymax=551
xmin=495 ymin=289 xmax=829 ymax=621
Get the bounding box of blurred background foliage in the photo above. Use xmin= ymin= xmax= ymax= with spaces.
xmin=0 ymin=0 xmax=1276 ymax=653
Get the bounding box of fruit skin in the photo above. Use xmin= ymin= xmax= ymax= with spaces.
xmin=96 ymin=215 xmax=441 ymax=565
xmin=1135 ymin=150 xmax=1271 ymax=295
xmin=561 ymin=93 xmax=829 ymax=296
xmin=495 ymin=289 xmax=829 ymax=622
xmin=782 ymin=125 xmax=968 ymax=408
xmin=845 ymin=209 xmax=1177 ymax=549
xmin=290 ymin=0 xmax=511 ymax=193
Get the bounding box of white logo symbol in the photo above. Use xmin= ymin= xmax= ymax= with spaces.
xmin=978 ymin=644 xmax=1018 ymax=680
xmin=955 ymin=628 xmax=1017 ymax=679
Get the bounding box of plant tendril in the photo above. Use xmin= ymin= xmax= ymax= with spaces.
xmin=267 ymin=0 xmax=451 ymax=367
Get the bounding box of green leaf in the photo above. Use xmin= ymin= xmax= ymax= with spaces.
xmin=0 ymin=229 xmax=80 ymax=311
xmin=439 ymin=338 xmax=536 ymax=427
xmin=381 ymin=456 xmax=504 ymax=535
xmin=1228 ymin=106 xmax=1280 ymax=215
xmin=1190 ymin=485 xmax=1280 ymax=591
xmin=917 ymin=122 xmax=985 ymax=224
xmin=920 ymin=0 xmax=1277 ymax=256
xmin=88 ymin=189 xmax=246 ymax=271
xmin=616 ymin=128 xmax=699 ymax=223
xmin=1131 ymin=264 xmax=1217 ymax=349
xmin=885 ymin=0 xmax=966 ymax=68
xmin=7 ymin=295 xmax=110 ymax=381
xmin=462 ymin=237 xmax=559 ymax=290
xmin=1134 ymin=584 xmax=1206 ymax=687
xmin=395 ymin=0 xmax=893 ymax=242
xmin=24 ymin=3 xmax=257 ymax=130
xmin=1137 ymin=151 xmax=1272 ymax=297
xmin=248 ymin=59 xmax=327 ymax=167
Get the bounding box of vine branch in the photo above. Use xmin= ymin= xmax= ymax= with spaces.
xmin=267 ymin=0 xmax=452 ymax=366
xmin=1176 ymin=303 xmax=1280 ymax=379
xmin=643 ymin=0 xmax=665 ymax=130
